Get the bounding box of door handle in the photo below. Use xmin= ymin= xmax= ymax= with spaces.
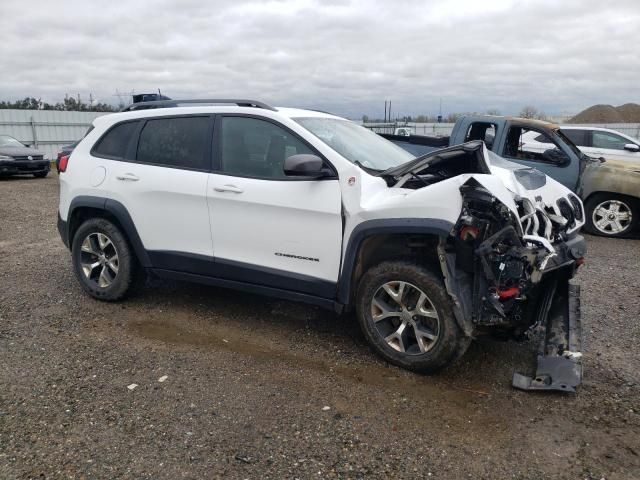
xmin=214 ymin=184 xmax=243 ymax=193
xmin=116 ymin=173 xmax=139 ymax=182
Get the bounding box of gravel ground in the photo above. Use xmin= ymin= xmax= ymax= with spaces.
xmin=1 ymin=174 xmax=639 ymax=479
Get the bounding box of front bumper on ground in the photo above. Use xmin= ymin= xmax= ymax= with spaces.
xmin=0 ymin=159 xmax=50 ymax=175
xmin=511 ymin=235 xmax=585 ymax=392
xmin=513 ymin=280 xmax=582 ymax=392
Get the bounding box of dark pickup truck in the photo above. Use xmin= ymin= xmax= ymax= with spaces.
xmin=381 ymin=116 xmax=640 ymax=238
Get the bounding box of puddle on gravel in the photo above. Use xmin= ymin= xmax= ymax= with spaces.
xmin=127 ymin=317 xmax=483 ymax=404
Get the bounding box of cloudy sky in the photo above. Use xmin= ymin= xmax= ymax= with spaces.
xmin=1 ymin=0 xmax=638 ymax=118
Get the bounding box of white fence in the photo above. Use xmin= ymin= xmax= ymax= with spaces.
xmin=1 ymin=109 xmax=639 ymax=161
xmin=364 ymin=121 xmax=640 ymax=139
xmin=0 ymin=109 xmax=108 ymax=160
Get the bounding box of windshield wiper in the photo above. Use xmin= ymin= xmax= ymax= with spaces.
xmin=354 ymin=161 xmax=383 ymax=175
xmin=410 ymin=172 xmax=430 ymax=187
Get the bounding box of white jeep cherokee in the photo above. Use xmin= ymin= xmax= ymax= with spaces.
xmin=57 ymin=99 xmax=587 ymax=390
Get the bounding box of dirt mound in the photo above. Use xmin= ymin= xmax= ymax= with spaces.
xmin=616 ymin=103 xmax=640 ymax=122
xmin=569 ymin=103 xmax=640 ymax=123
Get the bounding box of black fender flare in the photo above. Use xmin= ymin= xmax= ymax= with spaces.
xmin=336 ymin=218 xmax=454 ymax=306
xmin=65 ymin=196 xmax=151 ymax=267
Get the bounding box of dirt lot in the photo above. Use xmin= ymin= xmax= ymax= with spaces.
xmin=1 ymin=174 xmax=639 ymax=479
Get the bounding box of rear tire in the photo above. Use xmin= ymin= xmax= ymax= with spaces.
xmin=584 ymin=193 xmax=638 ymax=238
xmin=71 ymin=218 xmax=136 ymax=301
xmin=356 ymin=261 xmax=470 ymax=373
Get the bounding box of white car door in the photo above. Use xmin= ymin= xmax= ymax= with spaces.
xmin=206 ymin=115 xmax=342 ymax=298
xmin=102 ymin=115 xmax=214 ymax=270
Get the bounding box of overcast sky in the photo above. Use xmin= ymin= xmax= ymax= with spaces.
xmin=1 ymin=0 xmax=638 ymax=118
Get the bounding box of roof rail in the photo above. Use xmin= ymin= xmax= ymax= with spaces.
xmin=121 ymin=98 xmax=277 ymax=112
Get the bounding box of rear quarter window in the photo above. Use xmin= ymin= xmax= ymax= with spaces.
xmin=91 ymin=121 xmax=139 ymax=159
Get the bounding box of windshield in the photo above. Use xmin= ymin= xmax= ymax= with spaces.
xmin=0 ymin=135 xmax=26 ymax=148
xmin=294 ymin=117 xmax=414 ymax=170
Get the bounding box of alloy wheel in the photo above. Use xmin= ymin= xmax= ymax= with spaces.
xmin=592 ymin=199 xmax=632 ymax=235
xmin=79 ymin=232 xmax=119 ymax=288
xmin=371 ymin=281 xmax=440 ymax=355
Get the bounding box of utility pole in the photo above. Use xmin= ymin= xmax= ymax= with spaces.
xmin=384 ymin=101 xmax=387 ymax=123
xmin=114 ymin=89 xmax=135 ymax=109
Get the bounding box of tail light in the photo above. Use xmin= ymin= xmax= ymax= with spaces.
xmin=59 ymin=155 xmax=70 ymax=172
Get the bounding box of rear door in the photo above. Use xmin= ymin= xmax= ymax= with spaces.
xmin=102 ymin=115 xmax=214 ymax=271
xmin=206 ymin=115 xmax=342 ymax=298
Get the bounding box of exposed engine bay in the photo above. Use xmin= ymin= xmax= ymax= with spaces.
xmin=379 ymin=141 xmax=587 ymax=391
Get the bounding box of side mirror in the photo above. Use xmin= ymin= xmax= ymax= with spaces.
xmin=624 ymin=143 xmax=639 ymax=152
xmin=284 ymin=154 xmax=324 ymax=177
xmin=542 ymin=148 xmax=570 ymax=166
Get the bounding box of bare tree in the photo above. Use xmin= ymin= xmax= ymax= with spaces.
xmin=519 ymin=106 xmax=539 ymax=119
xmin=446 ymin=112 xmax=462 ymax=123
xmin=486 ymin=108 xmax=501 ymax=116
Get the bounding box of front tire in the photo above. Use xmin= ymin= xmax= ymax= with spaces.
xmin=356 ymin=261 xmax=470 ymax=373
xmin=584 ymin=193 xmax=638 ymax=238
xmin=71 ymin=218 xmax=136 ymax=301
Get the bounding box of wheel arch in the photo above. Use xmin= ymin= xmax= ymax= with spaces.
xmin=66 ymin=196 xmax=151 ymax=267
xmin=583 ymin=190 xmax=640 ymax=206
xmin=337 ymin=219 xmax=453 ymax=308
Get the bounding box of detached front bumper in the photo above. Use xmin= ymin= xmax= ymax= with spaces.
xmin=511 ymin=235 xmax=585 ymax=392
xmin=513 ymin=280 xmax=582 ymax=392
xmin=0 ymin=159 xmax=50 ymax=175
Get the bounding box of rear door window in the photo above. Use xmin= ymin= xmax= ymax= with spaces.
xmin=136 ymin=116 xmax=210 ymax=170
xmin=464 ymin=122 xmax=497 ymax=148
xmin=92 ymin=121 xmax=139 ymax=159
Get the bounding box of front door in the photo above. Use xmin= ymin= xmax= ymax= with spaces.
xmin=590 ymin=130 xmax=640 ymax=162
xmin=500 ymin=125 xmax=580 ymax=191
xmin=207 ymin=115 xmax=342 ymax=298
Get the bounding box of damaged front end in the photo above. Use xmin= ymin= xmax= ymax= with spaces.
xmin=382 ymin=141 xmax=587 ymax=391
xmin=448 ymin=176 xmax=585 ymax=391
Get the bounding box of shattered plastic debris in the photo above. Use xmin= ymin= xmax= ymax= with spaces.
xmin=158 ymin=375 xmax=168 ymax=383
xmin=127 ymin=383 xmax=138 ymax=391
xmin=563 ymin=350 xmax=583 ymax=360
xmin=322 ymin=406 xmax=331 ymax=411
